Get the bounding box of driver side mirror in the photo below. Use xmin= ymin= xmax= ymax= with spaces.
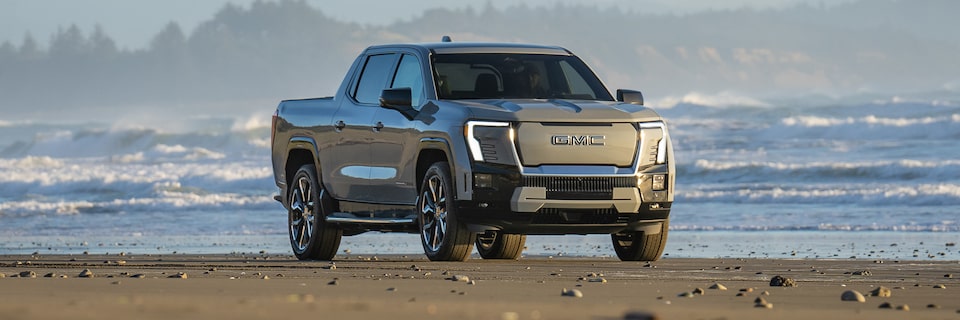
xmin=616 ymin=89 xmax=644 ymax=105
xmin=380 ymin=87 xmax=418 ymax=120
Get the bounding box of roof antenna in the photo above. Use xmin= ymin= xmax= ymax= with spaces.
xmin=441 ymin=35 xmax=452 ymax=42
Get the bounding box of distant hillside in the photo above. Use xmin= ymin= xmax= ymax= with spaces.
xmin=1 ymin=0 xmax=957 ymax=119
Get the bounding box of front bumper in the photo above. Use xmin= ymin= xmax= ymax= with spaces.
xmin=457 ymin=163 xmax=672 ymax=235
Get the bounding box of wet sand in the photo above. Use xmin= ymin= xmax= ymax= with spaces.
xmin=1 ymin=254 xmax=958 ymax=320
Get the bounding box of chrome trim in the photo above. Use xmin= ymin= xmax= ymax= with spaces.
xmin=327 ymin=216 xmax=415 ymax=224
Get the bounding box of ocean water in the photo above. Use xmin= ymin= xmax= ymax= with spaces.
xmin=1 ymin=94 xmax=958 ymax=258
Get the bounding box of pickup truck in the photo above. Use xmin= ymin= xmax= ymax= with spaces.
xmin=271 ymin=39 xmax=675 ymax=261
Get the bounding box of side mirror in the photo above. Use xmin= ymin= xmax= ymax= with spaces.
xmin=616 ymin=89 xmax=644 ymax=105
xmin=379 ymin=88 xmax=418 ymax=120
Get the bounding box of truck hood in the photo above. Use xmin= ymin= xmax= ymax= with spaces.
xmin=448 ymin=99 xmax=663 ymax=123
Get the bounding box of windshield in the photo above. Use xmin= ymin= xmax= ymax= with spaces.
xmin=432 ymin=53 xmax=613 ymax=101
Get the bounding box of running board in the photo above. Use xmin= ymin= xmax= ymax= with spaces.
xmin=327 ymin=215 xmax=416 ymax=225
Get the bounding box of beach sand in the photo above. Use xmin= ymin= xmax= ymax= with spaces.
xmin=1 ymin=254 xmax=957 ymax=320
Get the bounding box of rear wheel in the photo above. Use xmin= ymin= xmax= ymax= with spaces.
xmin=288 ymin=164 xmax=342 ymax=260
xmin=418 ymin=162 xmax=475 ymax=261
xmin=611 ymin=219 xmax=669 ymax=261
xmin=476 ymin=231 xmax=526 ymax=260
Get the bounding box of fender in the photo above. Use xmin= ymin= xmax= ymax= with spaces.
xmin=418 ymin=136 xmax=475 ymax=201
xmin=278 ymin=136 xmax=322 ymax=206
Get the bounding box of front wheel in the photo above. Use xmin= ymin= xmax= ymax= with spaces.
xmin=476 ymin=232 xmax=526 ymax=260
xmin=288 ymin=164 xmax=342 ymax=260
xmin=418 ymin=162 xmax=474 ymax=261
xmin=611 ymin=219 xmax=669 ymax=261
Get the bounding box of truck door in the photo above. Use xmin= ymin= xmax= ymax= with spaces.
xmin=327 ymin=52 xmax=398 ymax=206
xmin=369 ymin=53 xmax=425 ymax=208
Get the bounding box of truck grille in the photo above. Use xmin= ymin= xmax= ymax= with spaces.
xmin=524 ymin=176 xmax=635 ymax=200
xmin=515 ymin=122 xmax=639 ymax=167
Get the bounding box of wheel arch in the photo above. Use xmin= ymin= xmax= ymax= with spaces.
xmin=416 ymin=138 xmax=453 ymax=193
xmin=284 ymin=137 xmax=321 ymax=206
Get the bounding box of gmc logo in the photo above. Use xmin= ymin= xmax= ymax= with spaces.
xmin=551 ymin=135 xmax=605 ymax=146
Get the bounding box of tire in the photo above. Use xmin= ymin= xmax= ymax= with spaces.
xmin=288 ymin=164 xmax=342 ymax=260
xmin=418 ymin=162 xmax=475 ymax=261
xmin=611 ymin=219 xmax=669 ymax=261
xmin=476 ymin=232 xmax=526 ymax=260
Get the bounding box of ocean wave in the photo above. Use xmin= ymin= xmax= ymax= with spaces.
xmin=0 ymin=194 xmax=276 ymax=216
xmin=669 ymin=224 xmax=960 ymax=232
xmin=1 ymin=125 xmax=269 ymax=158
xmin=678 ymin=183 xmax=960 ymax=206
xmin=0 ymin=159 xmax=273 ymax=202
xmin=652 ymin=91 xmax=771 ymax=109
xmin=781 ymin=114 xmax=959 ymax=127
xmin=684 ymin=159 xmax=960 ymax=183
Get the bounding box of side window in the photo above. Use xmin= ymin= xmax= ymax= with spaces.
xmin=391 ymin=54 xmax=424 ymax=105
xmin=353 ymin=53 xmax=397 ymax=104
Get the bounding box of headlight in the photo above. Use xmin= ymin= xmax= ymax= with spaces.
xmin=465 ymin=121 xmax=512 ymax=162
xmin=656 ymin=126 xmax=668 ymax=165
xmin=639 ymin=121 xmax=668 ymax=165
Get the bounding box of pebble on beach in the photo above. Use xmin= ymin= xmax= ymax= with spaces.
xmin=562 ymin=288 xmax=583 ymax=298
xmin=754 ymin=302 xmax=773 ymax=309
xmin=709 ymin=283 xmax=727 ymax=290
xmin=841 ymin=290 xmax=866 ymax=302
xmin=870 ymin=286 xmax=892 ymax=297
xmin=78 ymin=269 xmax=94 ymax=278
xmin=769 ymin=276 xmax=796 ymax=287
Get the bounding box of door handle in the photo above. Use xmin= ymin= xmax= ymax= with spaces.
xmin=334 ymin=120 xmax=346 ymax=131
xmin=373 ymin=121 xmax=384 ymax=132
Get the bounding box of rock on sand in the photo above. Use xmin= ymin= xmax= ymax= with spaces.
xmin=769 ymin=276 xmax=796 ymax=287
xmin=561 ymin=288 xmax=583 ymax=298
xmin=870 ymin=286 xmax=891 ymax=297
xmin=841 ymin=290 xmax=866 ymax=302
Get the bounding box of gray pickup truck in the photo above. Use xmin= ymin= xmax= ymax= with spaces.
xmin=271 ymin=39 xmax=674 ymax=261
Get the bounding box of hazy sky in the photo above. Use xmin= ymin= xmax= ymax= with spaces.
xmin=1 ymin=0 xmax=846 ymax=49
